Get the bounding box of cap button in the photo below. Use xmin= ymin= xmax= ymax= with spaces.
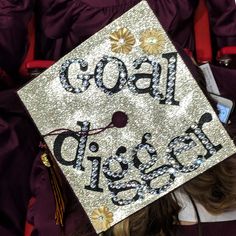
xmin=112 ymin=111 xmax=128 ymax=128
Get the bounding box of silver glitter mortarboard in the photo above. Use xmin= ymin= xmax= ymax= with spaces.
xmin=18 ymin=1 xmax=236 ymax=233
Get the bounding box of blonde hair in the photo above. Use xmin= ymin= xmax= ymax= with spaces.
xmin=184 ymin=155 xmax=236 ymax=214
xmin=102 ymin=206 xmax=150 ymax=236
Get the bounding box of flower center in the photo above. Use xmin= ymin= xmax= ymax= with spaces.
xmin=98 ymin=215 xmax=105 ymax=221
xmin=146 ymin=37 xmax=157 ymax=45
xmin=118 ymin=38 xmax=126 ymax=45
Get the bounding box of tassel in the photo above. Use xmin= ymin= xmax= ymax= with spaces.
xmin=40 ymin=144 xmax=65 ymax=226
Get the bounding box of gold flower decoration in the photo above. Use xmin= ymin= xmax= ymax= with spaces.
xmin=41 ymin=153 xmax=51 ymax=167
xmin=110 ymin=27 xmax=135 ymax=54
xmin=91 ymin=206 xmax=113 ymax=231
xmin=140 ymin=29 xmax=165 ymax=55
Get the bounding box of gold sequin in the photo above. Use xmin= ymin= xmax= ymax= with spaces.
xmin=110 ymin=27 xmax=135 ymax=54
xmin=140 ymin=28 xmax=165 ymax=55
xmin=91 ymin=206 xmax=113 ymax=231
xmin=41 ymin=153 xmax=51 ymax=167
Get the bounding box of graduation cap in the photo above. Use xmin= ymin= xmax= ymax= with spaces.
xmin=18 ymin=1 xmax=236 ymax=234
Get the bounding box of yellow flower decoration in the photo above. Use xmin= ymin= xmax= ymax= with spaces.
xmin=110 ymin=27 xmax=135 ymax=54
xmin=41 ymin=153 xmax=51 ymax=167
xmin=91 ymin=206 xmax=113 ymax=231
xmin=140 ymin=29 xmax=165 ymax=55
